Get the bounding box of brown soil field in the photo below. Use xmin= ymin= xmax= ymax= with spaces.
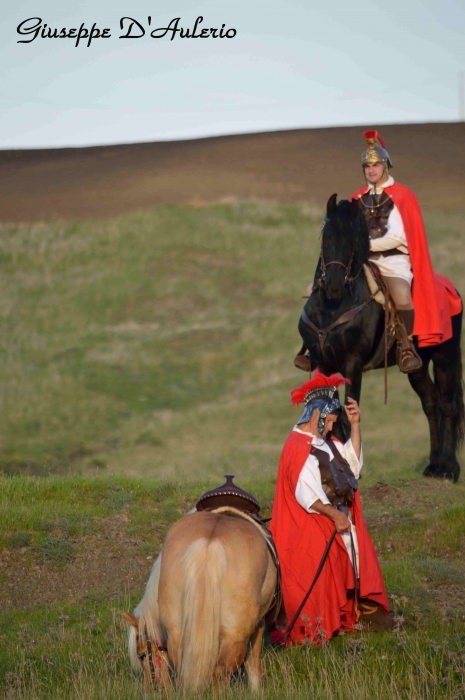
xmin=1 ymin=122 xmax=464 ymax=223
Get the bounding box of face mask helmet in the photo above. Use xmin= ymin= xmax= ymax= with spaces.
xmin=291 ymin=370 xmax=350 ymax=437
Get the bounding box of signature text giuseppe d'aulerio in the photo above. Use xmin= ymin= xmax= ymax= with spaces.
xmin=16 ymin=16 xmax=237 ymax=47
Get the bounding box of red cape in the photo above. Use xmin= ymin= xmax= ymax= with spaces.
xmin=270 ymin=431 xmax=389 ymax=646
xmin=351 ymin=182 xmax=461 ymax=347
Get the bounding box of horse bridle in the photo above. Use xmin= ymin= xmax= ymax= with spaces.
xmin=319 ymin=220 xmax=360 ymax=286
xmin=136 ymin=626 xmax=168 ymax=683
xmin=320 ymin=247 xmax=355 ymax=285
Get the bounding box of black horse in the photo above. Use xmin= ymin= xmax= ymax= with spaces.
xmin=299 ymin=194 xmax=464 ymax=482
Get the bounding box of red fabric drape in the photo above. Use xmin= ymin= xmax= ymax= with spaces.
xmin=351 ymin=182 xmax=461 ymax=347
xmin=270 ymin=431 xmax=389 ymax=646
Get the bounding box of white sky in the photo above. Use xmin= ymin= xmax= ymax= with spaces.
xmin=1 ymin=0 xmax=464 ymax=148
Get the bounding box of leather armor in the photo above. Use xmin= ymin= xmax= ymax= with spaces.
xmin=310 ymin=441 xmax=358 ymax=508
xmin=358 ymin=191 xmax=394 ymax=240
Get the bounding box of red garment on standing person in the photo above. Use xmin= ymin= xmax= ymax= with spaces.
xmin=351 ymin=182 xmax=462 ymax=347
xmin=270 ymin=430 xmax=389 ymax=646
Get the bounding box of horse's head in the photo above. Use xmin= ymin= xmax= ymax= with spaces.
xmin=319 ymin=194 xmax=369 ymax=301
xmin=120 ymin=611 xmax=167 ymax=689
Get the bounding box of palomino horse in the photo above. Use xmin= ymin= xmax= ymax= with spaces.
xmin=121 ymin=509 xmax=279 ymax=694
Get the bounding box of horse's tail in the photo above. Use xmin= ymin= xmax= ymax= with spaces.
xmin=177 ymin=536 xmax=227 ymax=692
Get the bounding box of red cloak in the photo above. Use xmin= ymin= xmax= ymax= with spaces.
xmin=351 ymin=182 xmax=461 ymax=347
xmin=270 ymin=430 xmax=389 ymax=646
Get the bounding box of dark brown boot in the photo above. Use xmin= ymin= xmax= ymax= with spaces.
xmin=358 ymin=599 xmax=396 ymax=631
xmin=293 ymin=344 xmax=312 ymax=372
xmin=395 ymin=310 xmax=422 ymax=373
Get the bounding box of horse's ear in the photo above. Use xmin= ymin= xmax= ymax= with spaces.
xmin=120 ymin=611 xmax=139 ymax=629
xmin=326 ymin=193 xmax=338 ymax=217
xmin=350 ymin=197 xmax=359 ymax=218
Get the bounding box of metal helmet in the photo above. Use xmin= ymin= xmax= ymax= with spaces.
xmin=291 ymin=370 xmax=350 ymax=437
xmin=361 ymin=130 xmax=393 ymax=169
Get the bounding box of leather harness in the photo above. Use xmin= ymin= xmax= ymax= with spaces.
xmin=310 ymin=441 xmax=358 ymax=508
xmin=301 ymin=291 xmax=380 ymax=355
xmin=301 ymin=262 xmax=396 ymax=403
xmin=359 ymin=190 xmax=394 ymax=239
xmin=136 ymin=627 xmax=168 ymax=684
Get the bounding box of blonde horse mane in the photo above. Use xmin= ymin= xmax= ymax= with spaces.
xmin=128 ymin=552 xmax=165 ymax=674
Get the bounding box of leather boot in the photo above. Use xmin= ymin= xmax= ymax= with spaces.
xmin=358 ymin=599 xmax=397 ymax=631
xmin=395 ymin=310 xmax=422 ymax=373
xmin=293 ymin=344 xmax=312 ymax=372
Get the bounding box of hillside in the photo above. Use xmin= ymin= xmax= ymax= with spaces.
xmin=1 ymin=122 xmax=464 ymax=223
xmin=1 ymin=202 xmax=463 ymax=482
xmin=1 ymin=126 xmax=465 ymax=698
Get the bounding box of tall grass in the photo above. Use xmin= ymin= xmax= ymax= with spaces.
xmin=1 ymin=474 xmax=465 ymax=698
xmin=2 ymin=604 xmax=464 ymax=699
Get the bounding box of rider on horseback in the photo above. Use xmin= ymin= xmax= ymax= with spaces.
xmin=353 ymin=131 xmax=425 ymax=372
xmin=296 ymin=129 xmax=459 ymax=375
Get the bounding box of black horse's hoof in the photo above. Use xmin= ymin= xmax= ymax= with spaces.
xmin=423 ymin=464 xmax=440 ymax=478
xmin=423 ymin=463 xmax=459 ymax=483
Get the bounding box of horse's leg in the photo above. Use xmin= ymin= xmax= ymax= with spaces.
xmin=214 ymin=638 xmax=248 ymax=691
xmin=244 ymin=621 xmax=265 ymax=693
xmin=431 ymin=344 xmax=462 ymax=482
xmin=166 ymin=631 xmax=180 ymax=691
xmin=407 ymin=359 xmax=442 ymax=477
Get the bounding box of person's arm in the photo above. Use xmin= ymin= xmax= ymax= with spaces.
xmin=370 ymin=235 xmax=403 ymax=252
xmin=310 ymin=499 xmax=351 ymax=533
xmin=344 ymin=397 xmax=361 ymax=460
xmin=295 ymin=454 xmax=331 ymax=513
xmin=370 ymin=204 xmax=409 ymax=253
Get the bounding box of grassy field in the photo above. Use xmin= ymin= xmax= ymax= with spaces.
xmin=1 ymin=201 xmax=465 ymax=697
xmin=1 ymin=202 xmax=464 ymax=483
xmin=1 ymin=474 xmax=465 ymax=698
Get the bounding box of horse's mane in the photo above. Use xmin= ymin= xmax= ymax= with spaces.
xmin=325 ymin=199 xmax=370 ymax=272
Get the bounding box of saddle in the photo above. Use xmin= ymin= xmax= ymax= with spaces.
xmin=196 ymin=474 xmax=260 ymax=514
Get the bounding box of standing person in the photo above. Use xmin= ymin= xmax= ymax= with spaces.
xmin=270 ymin=371 xmax=392 ymax=646
xmin=352 ymin=130 xmax=449 ymax=372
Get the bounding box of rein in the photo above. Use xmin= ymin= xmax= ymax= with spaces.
xmin=274 ymin=529 xmax=338 ymax=645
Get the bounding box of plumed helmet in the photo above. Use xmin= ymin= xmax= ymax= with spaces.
xmin=361 ymin=130 xmax=393 ymax=169
xmin=291 ymin=369 xmax=351 ymax=436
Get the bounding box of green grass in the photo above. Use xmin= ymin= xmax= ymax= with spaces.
xmin=1 ymin=201 xmax=465 ymax=696
xmin=1 ymin=474 xmax=465 ymax=699
xmin=0 ymin=202 xmax=463 ymax=482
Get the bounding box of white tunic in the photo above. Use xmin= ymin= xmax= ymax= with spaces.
xmin=362 ymin=176 xmax=413 ymax=285
xmin=293 ymin=427 xmax=362 ymax=571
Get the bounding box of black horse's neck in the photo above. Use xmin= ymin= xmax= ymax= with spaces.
xmin=312 ymin=200 xmax=370 ymax=311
